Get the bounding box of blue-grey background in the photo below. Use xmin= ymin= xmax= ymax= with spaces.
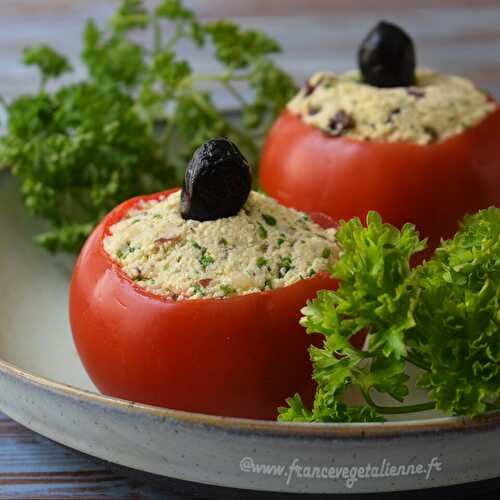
xmin=0 ymin=0 xmax=499 ymax=102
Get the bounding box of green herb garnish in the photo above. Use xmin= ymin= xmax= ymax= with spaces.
xmin=262 ymin=278 xmax=273 ymax=290
xmin=277 ymin=256 xmax=293 ymax=278
xmin=262 ymin=213 xmax=277 ymax=226
xmin=321 ymin=248 xmax=331 ymax=259
xmin=256 ymin=256 xmax=268 ymax=268
xmin=0 ymin=0 xmax=296 ymax=254
xmin=258 ymin=224 xmax=268 ymax=239
xmin=116 ymin=242 xmax=135 ymax=258
xmin=220 ymin=284 xmax=236 ymax=297
xmin=191 ymin=282 xmax=206 ymax=296
xmin=219 ymin=237 xmax=229 ymax=258
xmin=277 ymin=234 xmax=286 ymax=248
xmin=194 ymin=245 xmax=214 ymax=271
xmin=279 ymin=208 xmax=500 ymax=422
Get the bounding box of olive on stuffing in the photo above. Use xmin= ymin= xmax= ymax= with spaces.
xmin=358 ymin=20 xmax=416 ymax=88
xmin=181 ymin=137 xmax=252 ymax=221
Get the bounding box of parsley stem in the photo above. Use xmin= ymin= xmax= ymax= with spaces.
xmin=362 ymin=389 xmax=436 ymax=415
xmin=40 ymin=75 xmax=48 ymax=92
xmin=486 ymin=403 xmax=500 ymax=412
xmin=153 ymin=16 xmax=162 ymax=54
xmin=164 ymin=24 xmax=184 ymax=51
xmin=183 ymin=73 xmax=249 ymax=111
xmin=185 ymin=89 xmax=258 ymax=158
xmin=184 ymin=72 xmax=252 ymax=85
xmin=222 ymin=81 xmax=247 ymax=107
xmin=404 ymin=353 xmax=430 ymax=371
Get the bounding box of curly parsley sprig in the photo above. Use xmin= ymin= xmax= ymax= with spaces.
xmin=0 ymin=0 xmax=297 ymax=253
xmin=279 ymin=208 xmax=500 ymax=423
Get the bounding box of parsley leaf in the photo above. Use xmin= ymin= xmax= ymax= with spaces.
xmin=0 ymin=0 xmax=297 ymax=254
xmin=262 ymin=213 xmax=277 ymax=226
xmin=279 ymin=208 xmax=500 ymax=422
xmin=22 ymin=45 xmax=72 ymax=86
xmin=82 ymin=19 xmax=146 ymax=86
xmin=204 ymin=20 xmax=280 ymax=69
xmin=410 ymin=207 xmax=500 ymax=417
xmin=1 ymin=81 xmax=174 ymax=253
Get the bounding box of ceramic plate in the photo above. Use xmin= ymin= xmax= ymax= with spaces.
xmin=0 ymin=172 xmax=499 ymax=498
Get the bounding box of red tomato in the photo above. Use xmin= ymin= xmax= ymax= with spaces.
xmin=260 ymin=106 xmax=500 ymax=261
xmin=70 ymin=189 xmax=361 ymax=420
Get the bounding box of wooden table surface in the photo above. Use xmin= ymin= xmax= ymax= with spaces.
xmin=0 ymin=1 xmax=499 ymax=498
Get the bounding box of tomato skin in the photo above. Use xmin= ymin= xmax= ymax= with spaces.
xmin=70 ymin=189 xmax=354 ymax=420
xmin=260 ymin=107 xmax=500 ymax=261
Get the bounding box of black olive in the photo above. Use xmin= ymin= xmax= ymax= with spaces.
xmin=181 ymin=137 xmax=252 ymax=222
xmin=358 ymin=21 xmax=416 ymax=88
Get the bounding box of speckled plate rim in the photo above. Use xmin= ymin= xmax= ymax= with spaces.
xmin=1 ymin=354 xmax=499 ymax=439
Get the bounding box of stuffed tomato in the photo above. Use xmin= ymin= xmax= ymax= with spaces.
xmin=70 ymin=138 xmax=356 ymax=420
xmin=260 ymin=22 xmax=500 ymax=260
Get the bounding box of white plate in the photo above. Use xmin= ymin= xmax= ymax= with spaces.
xmin=0 ymin=172 xmax=499 ymax=497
